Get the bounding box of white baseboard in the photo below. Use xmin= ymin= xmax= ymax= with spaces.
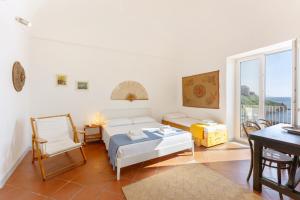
xmin=0 ymin=146 xmax=31 ymax=188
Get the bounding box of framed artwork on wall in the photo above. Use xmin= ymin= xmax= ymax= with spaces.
xmin=56 ymin=74 xmax=67 ymax=86
xmin=182 ymin=70 xmax=220 ymax=109
xmin=77 ymin=81 xmax=88 ymax=90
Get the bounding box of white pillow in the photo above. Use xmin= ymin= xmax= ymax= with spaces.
xmin=132 ymin=116 xmax=156 ymax=124
xmin=105 ymin=118 xmax=132 ymax=127
xmin=164 ymin=113 xmax=187 ymax=120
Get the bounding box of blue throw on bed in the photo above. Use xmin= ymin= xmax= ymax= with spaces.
xmin=108 ymin=129 xmax=184 ymax=169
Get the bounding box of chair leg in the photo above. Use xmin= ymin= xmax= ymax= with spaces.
xmin=287 ymin=164 xmax=291 ymax=178
xmin=262 ymin=160 xmax=266 ymax=171
xmin=36 ymin=150 xmax=47 ymax=181
xmin=247 ymin=149 xmax=254 ymax=182
xmin=80 ymin=147 xmax=87 ymax=163
xmin=32 ymin=139 xmax=35 ymax=164
xmin=277 ymin=164 xmax=283 ymax=200
xmin=277 ymin=165 xmax=282 ymax=185
xmin=33 ymin=141 xmax=47 ymax=181
xmin=247 ymin=160 xmax=253 ymax=182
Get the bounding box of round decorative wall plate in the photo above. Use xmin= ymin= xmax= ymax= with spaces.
xmin=12 ymin=61 xmax=26 ymax=92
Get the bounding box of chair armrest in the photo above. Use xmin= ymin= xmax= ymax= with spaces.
xmin=77 ymin=130 xmax=86 ymax=134
xmin=35 ymin=137 xmax=48 ymax=144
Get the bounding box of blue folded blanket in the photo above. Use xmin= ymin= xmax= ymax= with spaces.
xmin=108 ymin=129 xmax=184 ymax=169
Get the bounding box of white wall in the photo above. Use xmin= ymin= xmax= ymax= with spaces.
xmin=27 ymin=0 xmax=182 ymax=125
xmin=175 ymin=0 xmax=300 ymax=139
xmin=0 ymin=0 xmax=31 ymax=187
xmin=29 ymin=38 xmax=179 ymax=126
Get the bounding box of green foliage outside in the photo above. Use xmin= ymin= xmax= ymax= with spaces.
xmin=241 ymin=95 xmax=287 ymax=108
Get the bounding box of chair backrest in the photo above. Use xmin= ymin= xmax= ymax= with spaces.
xmin=256 ymin=119 xmax=272 ymax=129
xmin=32 ymin=114 xmax=76 ymax=143
xmin=244 ymin=107 xmax=259 ymax=121
xmin=242 ymin=121 xmax=261 ymax=138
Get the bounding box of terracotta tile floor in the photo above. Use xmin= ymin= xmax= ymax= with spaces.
xmin=0 ymin=142 xmax=297 ymax=200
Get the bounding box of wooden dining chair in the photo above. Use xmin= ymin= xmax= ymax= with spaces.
xmin=256 ymin=119 xmax=272 ymax=129
xmin=242 ymin=121 xmax=293 ymax=199
xmin=31 ymin=114 xmax=87 ymax=180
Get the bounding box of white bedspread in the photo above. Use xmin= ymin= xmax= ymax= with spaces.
xmin=102 ymin=122 xmax=192 ymax=159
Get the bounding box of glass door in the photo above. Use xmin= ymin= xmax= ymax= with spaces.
xmin=239 ymin=57 xmax=264 ymax=139
xmin=265 ymin=50 xmax=293 ymax=125
xmin=236 ymin=49 xmax=293 ymax=140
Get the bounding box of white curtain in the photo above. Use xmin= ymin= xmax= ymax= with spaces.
xmin=294 ymin=39 xmax=300 ymax=125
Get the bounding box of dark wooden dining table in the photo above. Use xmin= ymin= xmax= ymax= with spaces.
xmin=249 ymin=124 xmax=300 ymax=199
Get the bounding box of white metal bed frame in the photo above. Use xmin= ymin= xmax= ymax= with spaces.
xmin=115 ymin=140 xmax=194 ymax=180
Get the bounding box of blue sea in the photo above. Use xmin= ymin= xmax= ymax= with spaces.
xmin=265 ymin=97 xmax=291 ymax=123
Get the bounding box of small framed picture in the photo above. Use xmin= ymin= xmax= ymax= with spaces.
xmin=56 ymin=74 xmax=67 ymax=86
xmin=77 ymin=81 xmax=88 ymax=90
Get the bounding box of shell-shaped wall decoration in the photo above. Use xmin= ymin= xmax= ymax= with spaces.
xmin=12 ymin=61 xmax=26 ymax=92
xmin=111 ymin=81 xmax=149 ymax=102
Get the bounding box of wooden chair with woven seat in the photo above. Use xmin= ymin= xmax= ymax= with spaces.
xmin=257 ymin=118 xmax=293 ymax=167
xmin=31 ymin=113 xmax=87 ymax=181
xmin=242 ymin=121 xmax=293 ymax=199
xmin=256 ymin=119 xmax=272 ymax=129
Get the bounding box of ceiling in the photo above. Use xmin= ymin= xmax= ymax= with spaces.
xmin=21 ymin=0 xmax=300 ymax=61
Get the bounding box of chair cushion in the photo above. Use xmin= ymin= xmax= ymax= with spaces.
xmin=45 ymin=138 xmax=82 ymax=156
xmin=36 ymin=117 xmax=73 ymax=142
xmin=263 ymin=148 xmax=293 ymax=163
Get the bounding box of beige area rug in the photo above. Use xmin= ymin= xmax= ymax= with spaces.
xmin=206 ymin=141 xmax=249 ymax=151
xmin=123 ymin=164 xmax=261 ymax=200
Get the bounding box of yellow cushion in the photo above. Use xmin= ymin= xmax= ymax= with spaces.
xmin=190 ymin=123 xmax=227 ymax=147
xmin=190 ymin=124 xmax=206 ymax=139
xmin=201 ymin=131 xmax=227 ymax=147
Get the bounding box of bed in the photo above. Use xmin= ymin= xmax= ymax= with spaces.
xmin=101 ymin=109 xmax=194 ymax=180
xmin=162 ymin=113 xmax=202 ymax=131
xmin=162 ymin=112 xmax=228 ymax=147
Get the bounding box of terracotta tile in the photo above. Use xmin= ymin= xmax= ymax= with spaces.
xmin=2 ymin=142 xmax=289 ymax=200
xmin=72 ymin=185 xmax=103 ymax=200
xmin=10 ymin=175 xmax=68 ymax=196
xmin=101 ymin=179 xmax=132 ymax=194
xmin=97 ymin=163 xmax=116 ymax=175
xmin=96 ymin=190 xmax=124 ymax=200
xmin=118 ymin=167 xmax=137 ymax=180
xmin=0 ymin=185 xmax=16 ymax=198
xmin=50 ymin=182 xmax=83 ymax=200
xmin=71 ymin=170 xmax=114 ymax=186
xmin=0 ymin=185 xmax=46 ymax=200
xmin=54 ymin=168 xmax=80 ymax=182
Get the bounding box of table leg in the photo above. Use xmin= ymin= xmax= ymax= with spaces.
xmin=287 ymin=156 xmax=299 ymax=188
xmin=253 ymin=141 xmax=263 ymax=192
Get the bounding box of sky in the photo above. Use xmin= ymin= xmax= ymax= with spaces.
xmin=240 ymin=49 xmax=292 ymax=97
